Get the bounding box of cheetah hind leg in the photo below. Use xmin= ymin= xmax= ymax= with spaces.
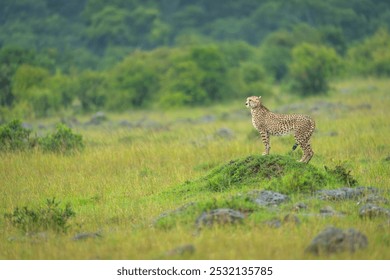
xmin=299 ymin=143 xmax=314 ymax=163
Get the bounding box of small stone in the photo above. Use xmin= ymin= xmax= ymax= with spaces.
xmin=283 ymin=214 xmax=301 ymax=225
xmin=153 ymin=202 xmax=196 ymax=226
xmin=358 ymin=195 xmax=389 ymax=205
xmin=359 ymin=204 xmax=390 ymax=219
xmin=319 ymin=206 xmax=338 ymax=217
xmin=165 ymin=244 xmax=195 ymax=257
xmin=86 ymin=112 xmax=107 ymax=126
xmin=118 ymin=120 xmax=134 ymax=128
xmin=72 ymin=232 xmax=102 ymax=241
xmin=305 ymin=227 xmax=368 ymax=255
xmin=317 ymin=186 xmax=379 ymax=201
xmin=293 ymin=202 xmax=308 ymax=212
xmin=198 ymin=115 xmax=216 ymax=123
xmin=250 ymin=190 xmax=289 ymax=207
xmin=215 ymin=127 xmax=235 ymax=140
xmin=195 ymin=208 xmax=245 ymax=229
xmin=264 ymin=218 xmax=282 ymax=228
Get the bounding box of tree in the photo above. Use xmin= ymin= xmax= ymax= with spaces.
xmin=260 ymin=30 xmax=296 ymax=81
xmin=347 ymin=28 xmax=390 ymax=77
xmin=108 ymin=50 xmax=161 ymax=109
xmin=0 ymin=47 xmax=36 ymax=106
xmin=160 ymin=60 xmax=207 ymax=107
xmin=85 ymin=6 xmax=134 ymax=53
xmin=288 ymin=43 xmax=341 ymax=95
xmin=11 ymin=64 xmax=61 ymax=117
xmin=190 ymin=45 xmax=230 ymax=101
xmin=73 ymin=71 xmax=108 ymax=111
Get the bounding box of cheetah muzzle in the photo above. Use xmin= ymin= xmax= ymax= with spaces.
xmin=246 ymin=96 xmax=315 ymax=163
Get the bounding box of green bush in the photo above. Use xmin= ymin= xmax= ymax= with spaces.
xmin=159 ymin=60 xmax=207 ymax=107
xmin=39 ymin=124 xmax=84 ymax=154
xmin=347 ymin=28 xmax=390 ymax=77
xmin=74 ymin=71 xmax=108 ymax=112
xmin=109 ymin=55 xmax=160 ymax=109
xmin=4 ymin=198 xmax=75 ymax=233
xmin=0 ymin=119 xmax=36 ymax=151
xmin=288 ymin=43 xmax=341 ymax=95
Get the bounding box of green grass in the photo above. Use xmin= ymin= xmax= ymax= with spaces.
xmin=0 ymin=78 xmax=389 ymax=259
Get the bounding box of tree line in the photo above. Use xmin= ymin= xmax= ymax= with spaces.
xmin=0 ymin=0 xmax=390 ymax=119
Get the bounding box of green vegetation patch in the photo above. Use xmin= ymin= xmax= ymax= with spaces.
xmin=39 ymin=123 xmax=84 ymax=154
xmin=174 ymin=155 xmax=353 ymax=196
xmin=0 ymin=120 xmax=84 ymax=154
xmin=0 ymin=119 xmax=37 ymax=151
xmin=4 ymin=198 xmax=76 ymax=234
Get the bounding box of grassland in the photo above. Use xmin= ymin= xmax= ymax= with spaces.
xmin=0 ymin=78 xmax=389 ymax=260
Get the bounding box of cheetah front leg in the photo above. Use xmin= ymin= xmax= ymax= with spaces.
xmin=259 ymin=130 xmax=270 ymax=155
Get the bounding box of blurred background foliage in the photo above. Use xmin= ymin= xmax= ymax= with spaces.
xmin=1 ymin=0 xmax=390 ymax=119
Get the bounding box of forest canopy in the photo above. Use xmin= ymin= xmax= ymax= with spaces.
xmin=1 ymin=0 xmax=390 ymax=119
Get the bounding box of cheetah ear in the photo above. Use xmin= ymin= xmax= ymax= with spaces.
xmin=258 ymin=96 xmax=262 ymax=99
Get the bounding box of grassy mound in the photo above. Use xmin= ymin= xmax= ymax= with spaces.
xmin=174 ymin=154 xmax=354 ymax=196
xmin=156 ymin=155 xmax=358 ymax=229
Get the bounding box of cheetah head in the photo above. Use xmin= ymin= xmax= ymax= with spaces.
xmin=245 ymin=96 xmax=262 ymax=108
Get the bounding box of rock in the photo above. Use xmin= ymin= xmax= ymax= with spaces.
xmin=264 ymin=218 xmax=282 ymax=228
xmin=118 ymin=120 xmax=134 ymax=128
xmin=72 ymin=232 xmax=102 ymax=241
xmin=154 ymin=202 xmax=197 ymax=226
xmin=8 ymin=232 xmax=48 ymax=243
xmin=195 ymin=208 xmax=245 ymax=228
xmin=215 ymin=127 xmax=235 ymax=140
xmin=355 ymin=103 xmax=372 ymax=110
xmin=250 ymin=190 xmax=289 ymax=207
xmin=358 ymin=194 xmax=389 ymax=205
xmin=264 ymin=214 xmax=300 ymax=228
xmin=61 ymin=117 xmax=80 ymax=128
xmin=198 ymin=115 xmax=216 ymax=123
xmin=326 ymin=131 xmax=338 ymax=137
xmin=283 ymin=214 xmax=301 ymax=225
xmin=305 ymin=227 xmax=368 ymax=255
xmin=136 ymin=119 xmax=164 ymax=130
xmin=319 ymin=206 xmax=344 ymax=217
xmin=165 ymin=244 xmax=195 ymax=257
xmin=310 ymin=101 xmax=351 ymax=113
xmin=292 ymin=202 xmax=308 ymax=212
xmin=221 ymin=110 xmax=250 ymax=121
xmin=86 ymin=112 xmax=107 ymax=125
xmin=359 ymin=204 xmax=390 ymax=219
xmin=317 ymin=186 xmax=379 ymax=201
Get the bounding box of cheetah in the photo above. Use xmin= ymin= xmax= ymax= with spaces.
xmin=246 ymin=96 xmax=315 ymax=163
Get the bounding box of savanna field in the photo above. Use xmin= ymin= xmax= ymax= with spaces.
xmin=0 ymin=78 xmax=389 ymax=260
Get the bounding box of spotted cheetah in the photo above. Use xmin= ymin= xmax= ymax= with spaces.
xmin=246 ymin=96 xmax=315 ymax=163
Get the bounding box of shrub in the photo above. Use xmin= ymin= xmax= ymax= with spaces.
xmin=74 ymin=71 xmax=108 ymax=112
xmin=0 ymin=119 xmax=36 ymax=151
xmin=4 ymin=198 xmax=76 ymax=233
xmin=288 ymin=43 xmax=341 ymax=95
xmin=347 ymin=28 xmax=390 ymax=77
xmin=324 ymin=164 xmax=357 ymax=187
xmin=39 ymin=124 xmax=84 ymax=154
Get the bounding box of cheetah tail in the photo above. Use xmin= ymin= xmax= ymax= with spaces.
xmin=292 ymin=143 xmax=298 ymax=151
